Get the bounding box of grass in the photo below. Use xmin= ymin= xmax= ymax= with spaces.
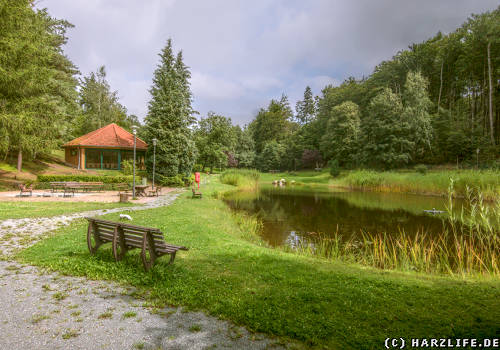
xmin=122 ymin=311 xmax=137 ymax=318
xmin=0 ymin=201 xmax=133 ymax=221
xmin=333 ymin=169 xmax=500 ymax=200
xmin=219 ymin=169 xmax=260 ymax=189
xmin=287 ymin=183 xmax=499 ymax=277
xmin=257 ymin=169 xmax=500 ymax=200
xmin=17 ymin=176 xmax=500 ymax=349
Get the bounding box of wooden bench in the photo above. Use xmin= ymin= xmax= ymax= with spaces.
xmin=85 ymin=217 xmax=188 ymax=271
xmin=19 ymin=183 xmax=34 ymax=197
xmin=147 ymin=186 xmax=162 ymax=197
xmin=79 ymin=182 xmax=104 ymax=192
xmin=191 ymin=187 xmax=202 ymax=198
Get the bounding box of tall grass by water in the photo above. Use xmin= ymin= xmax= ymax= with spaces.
xmin=219 ymin=169 xmax=260 ymax=189
xmin=334 ymin=169 xmax=500 ymax=200
xmin=290 ymin=183 xmax=499 ymax=277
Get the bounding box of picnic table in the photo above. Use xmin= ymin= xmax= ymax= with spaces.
xmin=134 ymin=185 xmax=149 ymax=197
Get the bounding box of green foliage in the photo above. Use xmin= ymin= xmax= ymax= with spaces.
xmin=142 ymin=39 xmax=197 ymax=178
xmin=120 ymin=159 xmax=133 ymax=176
xmin=73 ymin=66 xmax=136 ymax=137
xmin=320 ymin=101 xmax=361 ymax=167
xmin=334 ymin=169 xmax=500 ymax=200
xmin=234 ymin=126 xmax=256 ymax=168
xmin=402 ymin=71 xmax=433 ymax=161
xmin=0 ymin=1 xmax=80 ymax=165
xmin=414 ymin=164 xmax=428 ymax=175
xmin=157 ymin=173 xmax=192 ymax=187
xmin=362 ymin=88 xmax=410 ymax=169
xmin=220 ymin=169 xmax=260 ymax=187
xmin=194 ymin=112 xmax=236 ymax=171
xmin=37 ymin=174 xmax=135 ymax=184
xmin=255 ymin=141 xmax=285 ymax=172
xmin=328 ymin=159 xmax=340 ymax=177
xmin=295 ymin=86 xmax=316 ymax=124
xmin=250 ymin=95 xmax=294 ymax=154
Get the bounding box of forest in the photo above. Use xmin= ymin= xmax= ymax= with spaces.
xmin=0 ymin=1 xmax=499 ymax=182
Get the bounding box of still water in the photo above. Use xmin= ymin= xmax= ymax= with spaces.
xmin=224 ymin=185 xmax=468 ymax=247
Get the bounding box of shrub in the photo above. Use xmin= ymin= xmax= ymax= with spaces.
xmin=414 ymin=164 xmax=428 ymax=175
xmin=328 ymin=159 xmax=340 ymax=177
xmin=37 ymin=174 xmax=136 ymax=184
xmin=121 ymin=160 xmax=133 ymax=175
xmin=192 ymin=164 xmax=204 ymax=172
xmin=158 ymin=174 xmax=184 ymax=187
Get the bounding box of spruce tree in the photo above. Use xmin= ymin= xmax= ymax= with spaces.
xmin=0 ymin=1 xmax=79 ymax=170
xmin=143 ymin=39 xmax=197 ymax=180
xmin=295 ymin=86 xmax=316 ymax=124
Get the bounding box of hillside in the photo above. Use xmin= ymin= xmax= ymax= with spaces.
xmin=0 ymin=150 xmax=100 ymax=190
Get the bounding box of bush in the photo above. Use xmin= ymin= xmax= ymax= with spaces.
xmin=37 ymin=174 xmax=136 ymax=184
xmin=121 ymin=160 xmax=133 ymax=175
xmin=193 ymin=164 xmax=204 ymax=172
xmin=328 ymin=159 xmax=340 ymax=177
xmin=158 ymin=174 xmax=184 ymax=187
xmin=414 ymin=164 xmax=428 ymax=175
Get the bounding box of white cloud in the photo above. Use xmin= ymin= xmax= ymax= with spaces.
xmin=36 ymin=0 xmax=499 ymax=125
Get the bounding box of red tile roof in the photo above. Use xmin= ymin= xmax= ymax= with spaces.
xmin=63 ymin=123 xmax=148 ymax=150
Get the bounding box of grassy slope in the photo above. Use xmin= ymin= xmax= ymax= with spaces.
xmin=0 ymin=150 xmax=100 ymax=190
xmin=0 ymin=202 xmax=133 ymax=221
xmin=17 ymin=178 xmax=500 ymax=349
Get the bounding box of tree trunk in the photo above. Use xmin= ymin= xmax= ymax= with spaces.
xmin=437 ymin=60 xmax=444 ymax=109
xmin=487 ymin=41 xmax=495 ymax=145
xmin=17 ymin=148 xmax=22 ymax=172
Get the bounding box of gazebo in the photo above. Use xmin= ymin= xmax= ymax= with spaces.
xmin=63 ymin=123 xmax=148 ymax=170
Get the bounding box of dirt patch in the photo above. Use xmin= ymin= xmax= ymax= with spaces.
xmin=0 ymin=189 xmax=176 ymax=203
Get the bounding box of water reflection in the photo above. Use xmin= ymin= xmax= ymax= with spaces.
xmin=224 ymin=185 xmax=470 ymax=247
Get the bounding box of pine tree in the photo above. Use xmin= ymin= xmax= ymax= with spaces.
xmin=74 ymin=66 xmax=131 ymax=135
xmin=143 ymin=39 xmax=197 ymax=180
xmin=295 ymin=86 xmax=316 ymax=124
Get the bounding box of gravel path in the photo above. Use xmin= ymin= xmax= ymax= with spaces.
xmin=0 ymin=194 xmax=287 ymax=349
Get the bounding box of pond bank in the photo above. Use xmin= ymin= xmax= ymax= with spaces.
xmin=259 ymin=169 xmax=500 ymax=201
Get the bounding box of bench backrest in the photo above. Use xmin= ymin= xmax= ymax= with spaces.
xmin=86 ymin=217 xmax=166 ymax=250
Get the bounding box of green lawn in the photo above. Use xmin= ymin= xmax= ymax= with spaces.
xmin=17 ymin=177 xmax=500 ymax=349
xmin=0 ymin=201 xmax=133 ymax=221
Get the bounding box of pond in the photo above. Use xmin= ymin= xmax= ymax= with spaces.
xmin=224 ymin=184 xmax=471 ymax=247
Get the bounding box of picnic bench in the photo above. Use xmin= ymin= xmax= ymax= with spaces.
xmin=85 ymin=217 xmax=188 ymax=271
xmin=191 ymin=187 xmax=202 ymax=198
xmin=50 ymin=181 xmax=104 ymax=195
xmin=19 ymin=183 xmax=34 ymax=197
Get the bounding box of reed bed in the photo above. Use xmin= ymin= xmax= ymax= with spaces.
xmin=288 ymin=184 xmax=500 ymax=277
xmin=219 ymin=169 xmax=260 ymax=189
xmin=335 ymin=169 xmax=500 ymax=200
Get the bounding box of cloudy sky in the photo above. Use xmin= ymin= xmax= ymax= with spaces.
xmin=37 ymin=0 xmax=498 ymax=125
